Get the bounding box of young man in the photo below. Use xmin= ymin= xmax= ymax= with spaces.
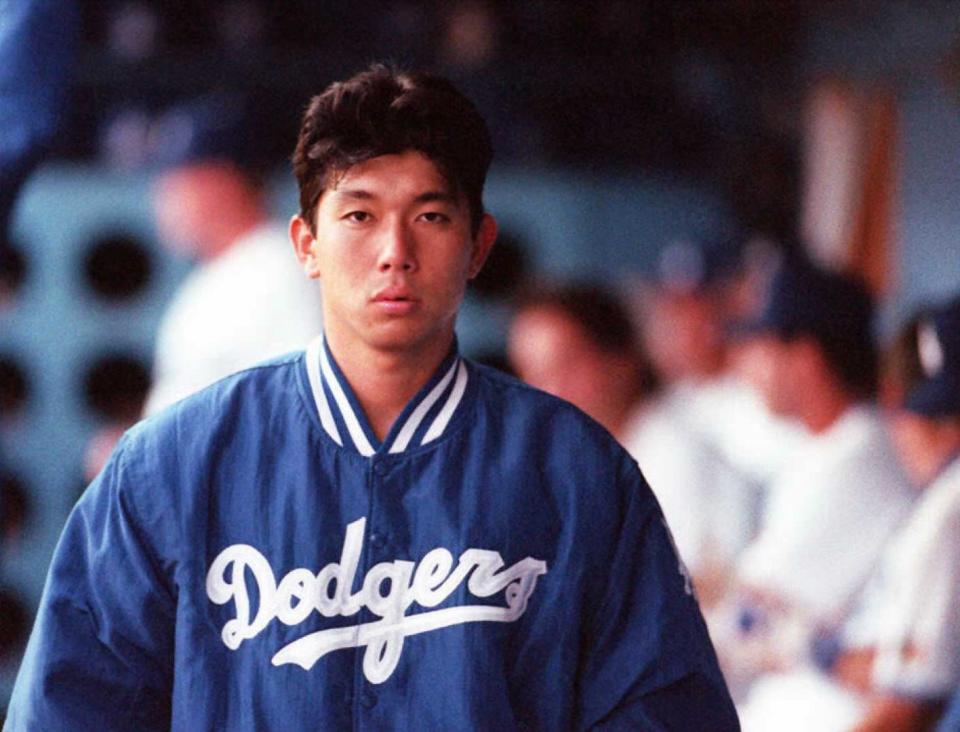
xmin=5 ymin=66 xmax=738 ymax=730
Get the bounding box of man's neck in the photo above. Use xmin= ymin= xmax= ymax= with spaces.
xmin=204 ymin=211 xmax=265 ymax=261
xmin=801 ymin=389 xmax=855 ymax=435
xmin=918 ymin=425 xmax=960 ymax=488
xmin=325 ymin=326 xmax=455 ymax=442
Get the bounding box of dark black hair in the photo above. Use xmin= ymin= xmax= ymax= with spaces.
xmin=764 ymin=256 xmax=879 ymax=400
xmin=292 ymin=64 xmax=493 ymax=235
xmin=775 ymin=324 xmax=879 ymax=401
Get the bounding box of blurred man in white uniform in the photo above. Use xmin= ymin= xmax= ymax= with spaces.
xmin=144 ymin=96 xmax=322 ymax=415
xmin=740 ymin=293 xmax=960 ymax=731
xmin=643 ymin=235 xmax=805 ymax=490
xmin=638 ymin=237 xmax=807 ymax=603
xmin=719 ymin=259 xmax=913 ymax=697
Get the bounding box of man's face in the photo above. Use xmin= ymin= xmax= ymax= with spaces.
xmin=154 ymin=163 xmax=249 ymax=259
xmin=509 ymin=307 xmax=598 ymax=406
xmin=291 ymin=151 xmax=495 ymax=356
xmin=643 ymin=292 xmax=723 ymax=381
xmin=887 ymin=410 xmax=960 ymax=487
xmin=734 ymin=334 xmax=807 ymax=418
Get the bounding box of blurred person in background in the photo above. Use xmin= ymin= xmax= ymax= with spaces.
xmin=634 ymin=235 xmax=807 ymax=604
xmin=641 ymin=234 xmax=805 ymax=492
xmin=508 ymin=285 xmax=649 ymax=440
xmin=143 ymin=93 xmax=323 ymax=415
xmin=719 ymin=258 xmax=913 ymax=699
xmin=740 ymin=294 xmax=960 ymax=731
xmin=508 ymin=283 xmax=748 ymax=604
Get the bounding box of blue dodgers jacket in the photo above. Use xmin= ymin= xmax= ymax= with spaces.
xmin=6 ymin=336 xmax=739 ymax=730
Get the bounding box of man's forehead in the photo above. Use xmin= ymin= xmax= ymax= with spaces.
xmin=327 ymin=151 xmax=455 ymax=194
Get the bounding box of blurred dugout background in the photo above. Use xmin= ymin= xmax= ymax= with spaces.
xmin=2 ymin=0 xmax=960 ymax=713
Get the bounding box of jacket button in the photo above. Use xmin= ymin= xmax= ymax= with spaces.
xmin=369 ymin=532 xmax=387 ymax=549
xmin=360 ymin=689 xmax=378 ymax=709
xmin=373 ymin=462 xmax=387 ymax=476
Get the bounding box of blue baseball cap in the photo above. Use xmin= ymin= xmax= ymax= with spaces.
xmin=905 ymin=295 xmax=960 ymax=417
xmin=657 ymin=232 xmax=745 ymax=295
xmin=151 ymin=91 xmax=259 ymax=172
xmin=736 ymin=258 xmax=874 ymax=345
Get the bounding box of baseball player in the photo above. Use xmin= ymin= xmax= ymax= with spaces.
xmin=739 ymin=293 xmax=960 ymax=730
xmin=5 ymin=66 xmax=738 ymax=730
xmin=718 ymin=261 xmax=913 ymax=683
xmin=144 ymin=94 xmax=324 ymax=416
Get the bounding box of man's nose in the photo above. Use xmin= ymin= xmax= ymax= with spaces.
xmin=377 ymin=221 xmax=417 ymax=273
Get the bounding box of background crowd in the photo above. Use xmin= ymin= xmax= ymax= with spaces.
xmin=3 ymin=1 xmax=960 ymax=729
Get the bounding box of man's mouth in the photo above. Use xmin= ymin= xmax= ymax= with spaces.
xmin=371 ymin=288 xmax=419 ymax=314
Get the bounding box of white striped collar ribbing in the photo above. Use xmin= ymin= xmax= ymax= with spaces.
xmin=304 ymin=335 xmax=468 ymax=456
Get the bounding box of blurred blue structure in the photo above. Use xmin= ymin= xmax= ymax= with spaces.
xmin=0 ymin=0 xmax=79 ymax=247
xmin=0 ymin=167 xmax=187 ymax=703
xmin=1 ymin=166 xmax=188 ymax=587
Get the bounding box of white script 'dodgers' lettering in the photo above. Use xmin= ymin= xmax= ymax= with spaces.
xmin=206 ymin=518 xmax=548 ymax=684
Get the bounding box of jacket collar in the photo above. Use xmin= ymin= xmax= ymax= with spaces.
xmin=304 ymin=333 xmax=469 ymax=456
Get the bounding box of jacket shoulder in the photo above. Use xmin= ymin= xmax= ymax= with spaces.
xmin=468 ymin=360 xmax=641 ymax=476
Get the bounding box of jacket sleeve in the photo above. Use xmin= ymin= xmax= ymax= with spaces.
xmin=575 ymin=457 xmax=740 ymax=731
xmin=4 ymin=435 xmax=176 ymax=731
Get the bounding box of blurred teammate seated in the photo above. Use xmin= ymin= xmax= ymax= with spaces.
xmin=716 ymin=259 xmax=913 ymax=697
xmin=144 ymin=94 xmax=323 ymax=415
xmin=643 ymin=234 xmax=805 ymax=491
xmin=507 ymin=283 xmax=748 ymax=603
xmin=739 ymin=294 xmax=960 ymax=731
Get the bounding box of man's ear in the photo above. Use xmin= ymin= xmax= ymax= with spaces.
xmin=290 ymin=214 xmax=321 ymax=279
xmin=467 ymin=214 xmax=498 ymax=279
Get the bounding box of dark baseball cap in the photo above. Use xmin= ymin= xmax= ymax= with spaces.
xmin=905 ymin=295 xmax=960 ymax=417
xmin=735 ymin=257 xmax=874 ymax=344
xmin=656 ymin=232 xmax=745 ymax=295
xmin=151 ymin=91 xmax=260 ymax=172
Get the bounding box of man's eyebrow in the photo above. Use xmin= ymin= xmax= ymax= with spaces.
xmin=329 ymin=190 xmax=456 ymax=204
xmin=413 ymin=190 xmax=458 ymax=204
xmin=332 ymin=189 xmax=376 ymax=201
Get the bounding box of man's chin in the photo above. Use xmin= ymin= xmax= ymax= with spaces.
xmin=363 ymin=318 xmax=453 ymax=356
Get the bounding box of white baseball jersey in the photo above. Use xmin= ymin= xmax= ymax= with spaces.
xmin=737 ymin=405 xmax=913 ymax=620
xmin=853 ymin=454 xmax=960 ymax=699
xmin=144 ymin=222 xmax=323 ymax=415
xmin=622 ymin=395 xmax=758 ymax=575
xmin=738 ymin=454 xmax=960 ymax=730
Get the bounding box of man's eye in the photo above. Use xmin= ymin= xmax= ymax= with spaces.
xmin=344 ymin=211 xmax=371 ymax=223
xmin=419 ymin=211 xmax=450 ymax=224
